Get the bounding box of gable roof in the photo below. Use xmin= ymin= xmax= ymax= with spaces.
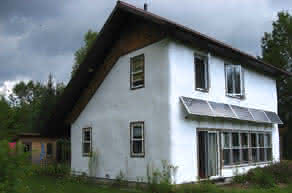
xmin=49 ymin=1 xmax=291 ymax=128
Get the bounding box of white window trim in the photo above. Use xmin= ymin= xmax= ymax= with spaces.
xmin=82 ymin=127 xmax=92 ymax=157
xmin=225 ymin=64 xmax=245 ymax=98
xmin=130 ymin=122 xmax=145 ymax=157
xmin=130 ymin=54 xmax=145 ymax=90
xmin=222 ymin=131 xmax=272 ymax=167
xmin=194 ymin=53 xmax=209 ymax=92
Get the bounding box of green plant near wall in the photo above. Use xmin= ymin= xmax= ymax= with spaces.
xmin=146 ymin=160 xmax=178 ymax=193
xmin=88 ymin=150 xmax=98 ymax=177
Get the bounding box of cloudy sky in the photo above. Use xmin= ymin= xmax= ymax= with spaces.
xmin=0 ymin=0 xmax=291 ymax=96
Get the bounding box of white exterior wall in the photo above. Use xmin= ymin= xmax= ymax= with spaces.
xmin=168 ymin=40 xmax=280 ymax=183
xmin=71 ymin=39 xmax=171 ymax=181
xmin=71 ymin=38 xmax=280 ymax=184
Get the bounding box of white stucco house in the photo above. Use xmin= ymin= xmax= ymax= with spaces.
xmin=52 ymin=1 xmax=291 ymax=184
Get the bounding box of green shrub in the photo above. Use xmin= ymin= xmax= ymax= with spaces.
xmin=261 ymin=161 xmax=292 ymax=183
xmin=0 ymin=140 xmax=30 ymax=193
xmin=248 ymin=168 xmax=275 ymax=188
xmin=232 ymin=161 xmax=292 ymax=188
xmin=146 ymin=160 xmax=178 ymax=193
xmin=31 ymin=163 xmax=70 ymax=177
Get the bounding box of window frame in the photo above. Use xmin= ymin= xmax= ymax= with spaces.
xmin=130 ymin=121 xmax=145 ymax=158
xmin=82 ymin=127 xmax=92 ymax=157
xmin=46 ymin=143 xmax=53 ymax=157
xmin=130 ymin=54 xmax=145 ymax=90
xmin=225 ymin=64 xmax=245 ymax=98
xmin=222 ymin=130 xmax=272 ymax=167
xmin=194 ymin=53 xmax=209 ymax=92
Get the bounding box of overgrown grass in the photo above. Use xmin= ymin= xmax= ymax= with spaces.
xmin=15 ymin=176 xmax=292 ymax=193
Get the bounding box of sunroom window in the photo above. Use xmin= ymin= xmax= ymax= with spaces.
xmin=222 ymin=131 xmax=272 ymax=166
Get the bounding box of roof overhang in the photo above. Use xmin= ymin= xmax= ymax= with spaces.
xmin=180 ymin=96 xmax=283 ymax=124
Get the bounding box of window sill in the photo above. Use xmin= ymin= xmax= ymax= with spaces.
xmin=82 ymin=153 xmax=92 ymax=157
xmin=195 ymin=88 xmax=209 ymax=93
xmin=226 ymin=93 xmax=245 ymax=99
xmin=223 ymin=161 xmax=272 ymax=169
xmin=130 ymin=85 xmax=144 ymax=90
xmin=130 ymin=153 xmax=145 ymax=158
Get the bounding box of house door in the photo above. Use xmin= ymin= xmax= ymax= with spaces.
xmin=198 ymin=131 xmax=219 ymax=179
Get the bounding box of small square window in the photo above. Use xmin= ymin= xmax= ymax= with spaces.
xmin=251 ymin=148 xmax=258 ymax=162
xmin=130 ymin=55 xmax=145 ymax=89
xmin=241 ymin=133 xmax=248 ymax=148
xmin=242 ymin=149 xmax=249 ymax=163
xmin=130 ymin=122 xmax=144 ymax=157
xmin=267 ymin=148 xmax=272 ymax=161
xmin=259 ymin=148 xmax=265 ymax=162
xmin=223 ymin=149 xmax=231 ymax=165
xmin=223 ymin=132 xmax=230 ymax=148
xmin=251 ymin=133 xmax=257 ymax=147
xmin=232 ymin=149 xmax=240 ymax=164
xmin=232 ymin=133 xmax=240 ymax=147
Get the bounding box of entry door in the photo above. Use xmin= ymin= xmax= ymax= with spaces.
xmin=198 ymin=131 xmax=219 ymax=178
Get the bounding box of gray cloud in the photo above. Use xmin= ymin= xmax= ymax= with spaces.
xmin=0 ymin=0 xmax=291 ymax=90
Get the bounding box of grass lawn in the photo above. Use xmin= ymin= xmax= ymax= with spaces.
xmin=18 ymin=176 xmax=292 ymax=193
xmin=19 ymin=176 xmax=138 ymax=193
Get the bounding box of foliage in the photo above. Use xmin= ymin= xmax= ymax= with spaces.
xmin=31 ymin=163 xmax=70 ymax=178
xmin=261 ymin=11 xmax=292 ymax=159
xmin=247 ymin=168 xmax=275 ymax=188
xmin=113 ymin=170 xmax=127 ymax=187
xmin=232 ymin=161 xmax=292 ymax=188
xmin=146 ymin=160 xmax=178 ymax=193
xmin=88 ymin=150 xmax=98 ymax=177
xmin=0 ymin=74 xmax=65 ymax=139
xmin=71 ymin=30 xmax=98 ymax=77
xmin=0 ymin=140 xmax=30 ymax=193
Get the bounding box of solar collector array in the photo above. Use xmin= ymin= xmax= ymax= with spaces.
xmin=180 ymin=96 xmax=283 ymax=124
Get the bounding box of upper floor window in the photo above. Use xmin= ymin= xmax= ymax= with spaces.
xmin=130 ymin=122 xmax=145 ymax=157
xmin=130 ymin=54 xmax=145 ymax=89
xmin=225 ymin=64 xmax=244 ymax=98
xmin=194 ymin=54 xmax=209 ymax=91
xmin=82 ymin=127 xmax=92 ymax=157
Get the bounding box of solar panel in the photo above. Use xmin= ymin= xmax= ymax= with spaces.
xmin=180 ymin=96 xmax=282 ymax=125
xmin=249 ymin=108 xmax=270 ymax=123
xmin=181 ymin=97 xmax=214 ymax=117
xmin=209 ymin=101 xmax=237 ymax=119
xmin=230 ymin=105 xmax=254 ymax=122
xmin=264 ymin=111 xmax=283 ymax=124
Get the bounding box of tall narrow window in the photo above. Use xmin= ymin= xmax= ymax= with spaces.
xmin=195 ymin=54 xmax=209 ymax=91
xmin=130 ymin=54 xmax=145 ymax=89
xmin=82 ymin=127 xmax=92 ymax=156
xmin=225 ymin=64 xmax=244 ymax=97
xmin=46 ymin=143 xmax=53 ymax=157
xmin=130 ymin=122 xmax=145 ymax=157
